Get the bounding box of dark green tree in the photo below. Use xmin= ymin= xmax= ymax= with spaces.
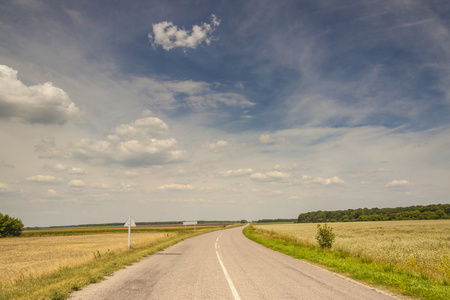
xmin=0 ymin=213 xmax=24 ymax=237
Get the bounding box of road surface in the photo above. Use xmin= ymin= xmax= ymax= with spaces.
xmin=71 ymin=226 xmax=397 ymax=299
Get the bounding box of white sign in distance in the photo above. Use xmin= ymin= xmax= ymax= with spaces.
xmin=183 ymin=221 xmax=197 ymax=225
xmin=124 ymin=216 xmax=136 ymax=227
xmin=124 ymin=216 xmax=136 ymax=249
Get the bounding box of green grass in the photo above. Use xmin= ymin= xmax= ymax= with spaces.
xmin=244 ymin=225 xmax=450 ymax=300
xmin=0 ymin=228 xmax=220 ymax=300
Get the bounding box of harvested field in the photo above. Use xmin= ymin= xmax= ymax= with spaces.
xmin=255 ymin=220 xmax=450 ymax=283
xmin=0 ymin=231 xmax=170 ymax=286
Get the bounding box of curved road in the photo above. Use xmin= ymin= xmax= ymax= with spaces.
xmin=71 ymin=226 xmax=396 ymax=299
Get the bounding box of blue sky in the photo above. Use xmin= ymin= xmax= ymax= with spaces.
xmin=1 ymin=0 xmax=449 ymax=227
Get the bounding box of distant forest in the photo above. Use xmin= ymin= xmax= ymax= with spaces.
xmin=297 ymin=204 xmax=450 ymax=223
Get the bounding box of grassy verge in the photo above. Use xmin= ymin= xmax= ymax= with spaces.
xmin=243 ymin=225 xmax=449 ymax=300
xmin=0 ymin=228 xmax=218 ymax=300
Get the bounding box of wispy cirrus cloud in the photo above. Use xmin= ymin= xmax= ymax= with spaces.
xmin=129 ymin=77 xmax=255 ymax=110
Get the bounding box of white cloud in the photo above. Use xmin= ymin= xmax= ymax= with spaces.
xmin=26 ymin=175 xmax=62 ymax=183
xmin=0 ymin=65 xmax=85 ymax=124
xmin=52 ymin=163 xmax=66 ymax=172
xmin=267 ymin=171 xmax=291 ymax=179
xmin=125 ymin=171 xmax=138 ymax=177
xmin=91 ymin=183 xmax=110 ymax=189
xmin=158 ymin=183 xmax=194 ymax=190
xmin=386 ymin=180 xmax=410 ymax=187
xmin=121 ymin=182 xmax=137 ymax=191
xmin=0 ymin=183 xmax=11 ymax=193
xmin=45 ymin=189 xmax=58 ymax=196
xmin=259 ymin=134 xmax=274 ymax=144
xmin=114 ymin=116 xmax=169 ymax=138
xmin=35 ymin=115 xmax=188 ymax=167
xmin=71 ymin=136 xmax=187 ymax=167
xmin=149 ymin=14 xmax=220 ymax=51
xmin=313 ymin=176 xmax=345 ymax=185
xmin=174 ymin=198 xmax=213 ymax=203
xmin=68 ymin=167 xmax=85 ymax=174
xmin=301 ymin=175 xmax=345 ymax=185
xmin=204 ymin=140 xmax=232 ymax=153
xmin=68 ymin=179 xmax=86 ymax=188
xmin=220 ymin=168 xmax=254 ymax=176
xmin=250 ymin=171 xmax=291 ymax=181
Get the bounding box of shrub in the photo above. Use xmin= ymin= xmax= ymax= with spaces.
xmin=0 ymin=213 xmax=24 ymax=237
xmin=316 ymin=223 xmax=335 ymax=249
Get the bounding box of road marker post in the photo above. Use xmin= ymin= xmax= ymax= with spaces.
xmin=124 ymin=216 xmax=136 ymax=248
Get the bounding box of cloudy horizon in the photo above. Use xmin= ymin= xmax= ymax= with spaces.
xmin=1 ymin=0 xmax=449 ymax=227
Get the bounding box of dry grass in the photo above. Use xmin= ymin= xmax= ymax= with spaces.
xmin=0 ymin=231 xmax=170 ymax=287
xmin=255 ymin=220 xmax=450 ymax=282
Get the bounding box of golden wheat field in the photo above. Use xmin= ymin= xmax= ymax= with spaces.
xmin=0 ymin=231 xmax=170 ymax=286
xmin=255 ymin=220 xmax=450 ymax=282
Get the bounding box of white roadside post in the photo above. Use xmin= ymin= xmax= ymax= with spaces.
xmin=124 ymin=216 xmax=136 ymax=249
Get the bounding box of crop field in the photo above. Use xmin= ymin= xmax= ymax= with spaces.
xmin=254 ymin=220 xmax=450 ymax=283
xmin=0 ymin=231 xmax=172 ymax=287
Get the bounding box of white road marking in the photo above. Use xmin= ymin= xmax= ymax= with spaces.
xmin=215 ymin=234 xmax=241 ymax=300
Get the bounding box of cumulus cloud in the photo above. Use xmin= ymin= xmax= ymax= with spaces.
xmin=220 ymin=168 xmax=254 ymax=176
xmin=0 ymin=183 xmax=11 ymax=193
xmin=52 ymin=163 xmax=66 ymax=172
xmin=386 ymin=180 xmax=410 ymax=187
xmin=91 ymin=183 xmax=110 ymax=189
xmin=37 ymin=115 xmax=188 ymax=167
xmin=250 ymin=171 xmax=291 ymax=181
xmin=259 ymin=134 xmax=274 ymax=144
xmin=114 ymin=115 xmax=169 ymax=138
xmin=301 ymin=175 xmax=345 ymax=185
xmin=72 ymin=136 xmax=187 ymax=167
xmin=26 ymin=175 xmax=62 ymax=183
xmin=125 ymin=171 xmax=138 ymax=177
xmin=0 ymin=65 xmax=85 ymax=124
xmin=203 ymin=140 xmax=232 ymax=153
xmin=68 ymin=179 xmax=86 ymax=188
xmin=45 ymin=189 xmax=58 ymax=196
xmin=158 ymin=183 xmax=194 ymax=190
xmin=149 ymin=14 xmax=220 ymax=51
xmin=314 ymin=176 xmax=345 ymax=185
xmin=68 ymin=167 xmax=85 ymax=174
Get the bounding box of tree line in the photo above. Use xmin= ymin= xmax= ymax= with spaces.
xmin=297 ymin=204 xmax=450 ymax=223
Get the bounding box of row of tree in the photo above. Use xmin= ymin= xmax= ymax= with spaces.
xmin=297 ymin=204 xmax=450 ymax=223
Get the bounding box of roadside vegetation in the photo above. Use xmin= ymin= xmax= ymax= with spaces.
xmin=246 ymin=220 xmax=450 ymax=300
xmin=0 ymin=225 xmax=229 ymax=300
xmin=0 ymin=213 xmax=23 ymax=237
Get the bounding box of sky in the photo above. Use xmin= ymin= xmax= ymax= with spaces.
xmin=1 ymin=0 xmax=449 ymax=227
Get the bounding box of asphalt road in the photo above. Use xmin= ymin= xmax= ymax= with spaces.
xmin=70 ymin=226 xmax=397 ymax=300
